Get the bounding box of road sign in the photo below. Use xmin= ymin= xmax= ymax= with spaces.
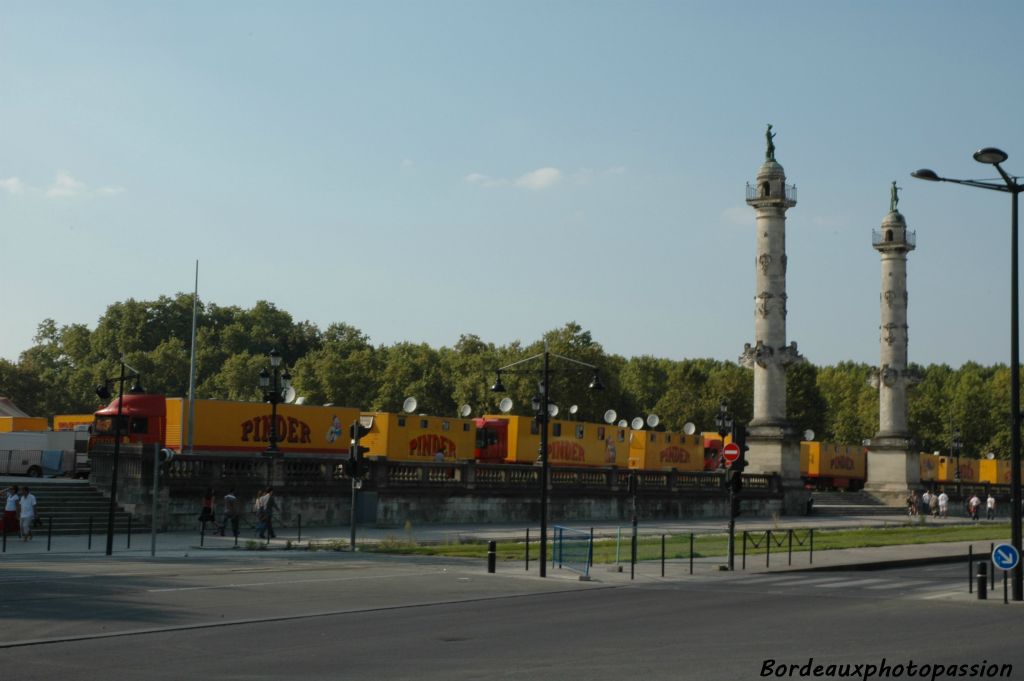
xmin=722 ymin=443 xmax=740 ymax=464
xmin=992 ymin=543 xmax=1020 ymax=572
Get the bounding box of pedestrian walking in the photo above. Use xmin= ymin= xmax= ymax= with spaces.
xmin=222 ymin=488 xmax=241 ymax=539
xmin=906 ymin=491 xmax=918 ymax=517
xmin=2 ymin=485 xmax=19 ymax=536
xmin=938 ymin=491 xmax=949 ymax=518
xmin=260 ymin=485 xmax=280 ymax=540
xmin=17 ymin=486 xmax=37 ymax=541
xmin=986 ymin=494 xmax=996 ymax=520
xmin=253 ymin=488 xmax=268 ymax=538
xmin=968 ymin=494 xmax=981 ymax=521
xmin=198 ymin=487 xmax=216 ymax=533
xmin=929 ymin=493 xmax=939 ymax=517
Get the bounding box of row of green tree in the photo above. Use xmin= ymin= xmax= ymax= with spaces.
xmin=0 ymin=294 xmax=1016 ymax=459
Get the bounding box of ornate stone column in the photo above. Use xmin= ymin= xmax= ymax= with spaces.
xmin=867 ymin=184 xmax=920 ymax=498
xmin=740 ymin=126 xmax=804 ymax=495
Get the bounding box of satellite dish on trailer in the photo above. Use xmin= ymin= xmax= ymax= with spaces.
xmin=569 ymin=405 xmax=578 ymax=415
xmin=987 ymin=452 xmax=996 ymax=460
xmin=683 ymin=422 xmax=696 ymax=436
xmin=402 ymin=397 xmax=418 ymax=414
xmin=618 ymin=420 xmax=628 ymax=428
xmin=646 ymin=414 xmax=660 ymax=428
xmin=499 ymin=397 xmax=514 ymax=413
xmin=283 ymin=386 xmax=297 ymax=404
xmin=459 ymin=404 xmax=472 ymax=418
xmin=803 ymin=429 xmax=815 ymax=441
xmin=548 ymin=404 xmax=559 ymax=418
xmin=604 ymin=409 xmax=617 ymax=424
xmin=631 ymin=417 xmax=644 ymax=430
xmin=296 ymin=396 xmax=306 ymax=405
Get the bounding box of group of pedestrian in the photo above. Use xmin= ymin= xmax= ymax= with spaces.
xmin=914 ymin=490 xmax=949 ymax=517
xmin=911 ymin=489 xmax=1000 ymax=520
xmin=2 ymin=485 xmax=38 ymax=541
xmin=966 ymin=493 xmax=997 ymax=520
xmin=198 ymin=487 xmax=276 ymax=541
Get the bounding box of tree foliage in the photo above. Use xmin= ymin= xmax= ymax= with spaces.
xmin=1 ymin=296 xmax=1021 ymax=461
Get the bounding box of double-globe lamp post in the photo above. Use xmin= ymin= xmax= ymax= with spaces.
xmin=95 ymin=358 xmax=144 ymax=557
xmin=258 ymin=349 xmax=292 ymax=486
xmin=490 ymin=344 xmax=603 ymax=577
xmin=912 ymin=147 xmax=1023 ymax=601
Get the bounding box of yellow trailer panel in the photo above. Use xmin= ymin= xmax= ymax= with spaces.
xmin=487 ymin=416 xmax=630 ymax=467
xmin=628 ymin=429 xmax=703 ymax=472
xmin=360 ymin=412 xmax=477 ymax=461
xmin=165 ymin=398 xmax=359 ymax=456
xmin=0 ymin=417 xmax=47 ymax=432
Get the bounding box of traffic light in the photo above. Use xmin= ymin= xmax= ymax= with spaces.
xmin=348 ymin=420 xmax=370 ymax=477
xmin=728 ymin=423 xmax=749 ymax=494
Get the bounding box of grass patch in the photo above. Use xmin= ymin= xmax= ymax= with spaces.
xmin=363 ymin=522 xmax=1014 ymax=563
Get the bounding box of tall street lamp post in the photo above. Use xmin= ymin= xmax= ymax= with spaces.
xmin=95 ymin=358 xmax=144 ymax=557
xmin=490 ymin=343 xmax=603 ymax=577
xmin=912 ymin=148 xmax=1023 ymax=600
xmin=259 ymin=349 xmax=291 ymax=487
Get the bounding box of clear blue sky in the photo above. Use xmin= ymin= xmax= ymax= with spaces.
xmin=2 ymin=1 xmax=1023 ymax=368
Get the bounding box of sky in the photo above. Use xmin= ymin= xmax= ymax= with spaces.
xmin=2 ymin=0 xmax=1024 ymax=369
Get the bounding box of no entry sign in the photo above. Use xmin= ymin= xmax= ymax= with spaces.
xmin=722 ymin=442 xmax=740 ymax=464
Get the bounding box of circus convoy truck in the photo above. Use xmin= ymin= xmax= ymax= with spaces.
xmin=84 ymin=391 xmax=708 ymax=474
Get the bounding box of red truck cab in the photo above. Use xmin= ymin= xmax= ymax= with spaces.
xmin=90 ymin=393 xmax=167 ymax=448
xmin=473 ymin=417 xmax=509 ymax=463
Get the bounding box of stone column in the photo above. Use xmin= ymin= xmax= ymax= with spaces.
xmin=740 ymin=133 xmax=804 ymax=504
xmin=867 ymin=201 xmax=920 ymax=499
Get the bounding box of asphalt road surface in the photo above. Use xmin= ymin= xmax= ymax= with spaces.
xmin=2 ymin=553 xmax=1020 ymax=681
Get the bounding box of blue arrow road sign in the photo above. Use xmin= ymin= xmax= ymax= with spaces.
xmin=992 ymin=543 xmax=1020 ymax=572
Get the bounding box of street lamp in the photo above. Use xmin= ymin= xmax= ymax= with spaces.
xmin=490 ymin=342 xmax=603 ymax=577
xmin=94 ymin=358 xmax=144 ymax=556
xmin=259 ymin=349 xmax=292 ymax=485
xmin=912 ymin=148 xmax=1023 ymax=601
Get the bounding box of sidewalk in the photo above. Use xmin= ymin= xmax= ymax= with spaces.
xmin=0 ymin=514 xmax=1012 ymax=574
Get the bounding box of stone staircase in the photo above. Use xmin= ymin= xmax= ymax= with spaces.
xmin=810 ymin=490 xmax=904 ymax=517
xmin=2 ymin=479 xmax=135 ymax=536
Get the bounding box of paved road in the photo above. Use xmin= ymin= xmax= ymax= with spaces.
xmin=3 ymin=551 xmax=1021 ymax=681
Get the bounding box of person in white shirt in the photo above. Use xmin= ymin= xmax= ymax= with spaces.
xmin=986 ymin=494 xmax=996 ymax=520
xmin=17 ymin=486 xmax=37 ymax=541
xmin=937 ymin=491 xmax=949 ymax=518
xmin=3 ymin=485 xmax=19 ymax=536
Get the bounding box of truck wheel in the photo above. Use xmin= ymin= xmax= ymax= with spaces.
xmin=27 ymin=466 xmax=42 ymax=478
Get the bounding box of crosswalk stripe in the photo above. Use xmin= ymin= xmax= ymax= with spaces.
xmin=814 ymin=578 xmax=883 ymax=588
xmin=864 ymin=580 xmax=931 ymax=590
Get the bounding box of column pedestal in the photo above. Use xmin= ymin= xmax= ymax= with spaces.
xmin=865 ymin=437 xmax=919 ymax=505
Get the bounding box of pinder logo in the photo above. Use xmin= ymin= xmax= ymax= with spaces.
xmin=410 ymin=434 xmax=456 ymax=458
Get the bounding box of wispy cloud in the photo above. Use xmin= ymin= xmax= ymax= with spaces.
xmin=515 ymin=167 xmax=562 ymax=190
xmin=465 ymin=166 xmax=563 ymax=190
xmin=0 ymin=171 xmax=124 ymax=198
xmin=464 ymin=172 xmax=508 ymax=188
xmin=47 ymin=171 xmax=88 ymax=197
xmin=0 ymin=177 xmax=25 ymax=195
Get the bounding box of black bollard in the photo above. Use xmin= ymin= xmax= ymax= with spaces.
xmin=487 ymin=540 xmax=496 ymax=573
xmin=47 ymin=517 xmax=53 ymax=551
xmin=977 ymin=561 xmax=988 ymax=600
